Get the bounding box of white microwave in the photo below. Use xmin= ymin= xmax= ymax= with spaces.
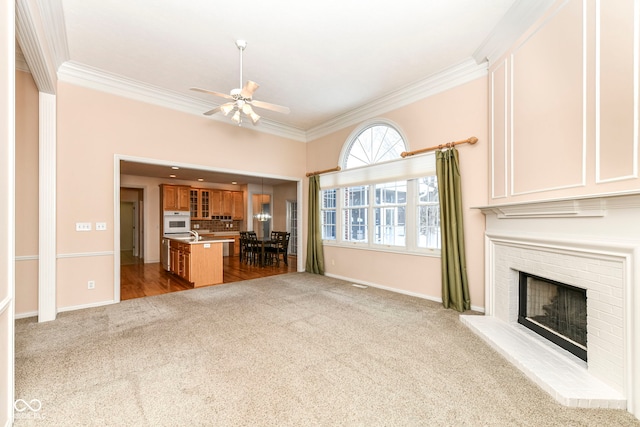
xmin=163 ymin=211 xmax=190 ymax=234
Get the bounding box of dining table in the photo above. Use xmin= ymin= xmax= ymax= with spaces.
xmin=240 ymin=236 xmax=274 ymax=267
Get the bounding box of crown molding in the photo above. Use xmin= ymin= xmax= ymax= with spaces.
xmin=36 ymin=0 xmax=70 ymax=68
xmin=15 ymin=0 xmax=60 ymax=94
xmin=58 ymin=58 xmax=487 ymax=144
xmin=305 ymin=58 xmax=488 ymax=142
xmin=57 ymin=61 xmax=307 ymax=142
xmin=472 ymin=0 xmax=557 ymax=65
xmin=15 ymin=44 xmax=30 ymax=73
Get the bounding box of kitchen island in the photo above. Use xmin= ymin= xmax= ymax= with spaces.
xmin=168 ymin=236 xmax=234 ymax=287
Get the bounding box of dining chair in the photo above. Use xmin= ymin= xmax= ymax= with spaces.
xmin=266 ymin=232 xmax=289 ymax=267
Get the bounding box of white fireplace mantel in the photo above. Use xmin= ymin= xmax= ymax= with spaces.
xmin=474 ymin=191 xmax=640 ymax=219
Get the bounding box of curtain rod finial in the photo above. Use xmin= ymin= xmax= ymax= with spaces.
xmin=468 ymin=137 xmax=478 ymax=144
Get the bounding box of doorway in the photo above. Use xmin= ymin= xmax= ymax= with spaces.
xmin=120 ymin=188 xmax=144 ymax=265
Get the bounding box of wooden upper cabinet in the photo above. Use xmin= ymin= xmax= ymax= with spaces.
xmin=210 ymin=190 xmax=222 ymax=216
xmin=189 ymin=189 xmax=199 ymax=218
xmin=177 ymin=187 xmax=190 ymax=211
xmin=180 ymin=186 xmax=243 ymax=219
xmin=190 ymin=189 xmax=212 ymax=219
xmin=222 ymin=191 xmax=233 ymax=216
xmin=162 ymin=184 xmax=190 ymax=211
xmin=232 ymin=191 xmax=244 ymax=220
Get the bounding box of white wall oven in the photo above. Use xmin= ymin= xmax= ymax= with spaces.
xmin=163 ymin=211 xmax=190 ymax=234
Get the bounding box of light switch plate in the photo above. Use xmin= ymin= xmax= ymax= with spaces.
xmin=96 ymin=222 xmax=107 ymax=231
xmin=76 ymin=222 xmax=91 ymax=231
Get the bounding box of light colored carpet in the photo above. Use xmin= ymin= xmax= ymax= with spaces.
xmin=14 ymin=273 xmax=640 ymax=426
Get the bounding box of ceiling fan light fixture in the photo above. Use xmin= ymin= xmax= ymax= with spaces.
xmin=231 ymin=110 xmax=241 ymax=124
xmin=249 ymin=111 xmax=260 ymax=125
xmin=191 ymin=40 xmax=289 ymax=126
xmin=242 ymin=104 xmax=261 ymax=125
xmin=220 ymin=103 xmax=235 ymax=116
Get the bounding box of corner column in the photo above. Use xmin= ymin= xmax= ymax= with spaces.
xmin=38 ymin=93 xmax=56 ymax=322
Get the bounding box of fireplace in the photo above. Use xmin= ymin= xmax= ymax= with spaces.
xmin=463 ymin=193 xmax=640 ymax=414
xmin=517 ymin=272 xmax=587 ymax=361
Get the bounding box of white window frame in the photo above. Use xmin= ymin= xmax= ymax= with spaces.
xmin=319 ymin=120 xmax=440 ymax=257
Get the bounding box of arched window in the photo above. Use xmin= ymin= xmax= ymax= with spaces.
xmin=342 ymin=123 xmax=407 ymax=169
xmin=320 ymin=120 xmax=441 ymax=254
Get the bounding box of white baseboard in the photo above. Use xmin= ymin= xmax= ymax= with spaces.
xmin=14 ymin=310 xmax=37 ymax=320
xmin=57 ymin=299 xmax=116 ymax=314
xmin=324 ymin=272 xmax=485 ymax=313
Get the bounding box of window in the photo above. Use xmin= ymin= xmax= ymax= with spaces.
xmin=417 ymin=176 xmax=440 ymax=249
xmin=321 ymin=189 xmax=336 ymax=240
xmin=344 ymin=125 xmax=406 ymax=168
xmin=319 ymin=120 xmax=441 ymax=254
xmin=374 ymin=181 xmax=406 ymax=246
xmin=343 ymin=185 xmax=369 ymax=242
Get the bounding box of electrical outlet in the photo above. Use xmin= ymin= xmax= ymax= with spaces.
xmin=76 ymin=222 xmax=91 ymax=231
xmin=87 ymin=280 xmax=95 ymax=289
xmin=194 ymin=224 xmax=199 ymax=229
xmin=96 ymin=222 xmax=107 ymax=231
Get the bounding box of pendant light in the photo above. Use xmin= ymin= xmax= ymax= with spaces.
xmin=255 ymin=178 xmax=271 ymax=222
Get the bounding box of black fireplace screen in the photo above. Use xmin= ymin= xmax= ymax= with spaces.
xmin=518 ymin=272 xmax=587 ymax=361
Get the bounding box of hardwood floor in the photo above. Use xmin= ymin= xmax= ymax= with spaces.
xmin=121 ymin=255 xmax=297 ymax=301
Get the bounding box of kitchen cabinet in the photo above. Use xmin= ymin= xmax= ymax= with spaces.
xmin=232 ymin=235 xmax=240 ymax=256
xmin=232 ymin=191 xmax=244 ymax=220
xmin=162 ymin=184 xmax=190 ymax=211
xmin=221 ymin=190 xmax=244 ymax=219
xmin=210 ymin=190 xmax=222 ymax=216
xmin=222 ymin=191 xmax=233 ymax=216
xmin=170 ymin=240 xmax=191 ymax=281
xmin=190 ymin=189 xmax=212 ymax=220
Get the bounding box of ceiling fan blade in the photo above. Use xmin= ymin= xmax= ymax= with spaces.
xmin=240 ymin=80 xmax=260 ymax=98
xmin=250 ymin=99 xmax=290 ymax=115
xmin=203 ymin=106 xmax=221 ymax=116
xmin=190 ymin=87 xmax=234 ymax=100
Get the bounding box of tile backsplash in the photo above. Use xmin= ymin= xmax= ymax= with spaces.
xmin=191 ymin=220 xmax=241 ymax=232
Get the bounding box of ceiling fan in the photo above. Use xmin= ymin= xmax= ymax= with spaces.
xmin=190 ymin=40 xmax=290 ymax=126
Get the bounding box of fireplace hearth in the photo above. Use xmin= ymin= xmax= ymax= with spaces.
xmin=517 ymin=272 xmax=587 ymax=361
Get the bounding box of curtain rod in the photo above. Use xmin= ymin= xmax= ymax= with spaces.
xmin=306 ymin=166 xmax=341 ymax=177
xmin=400 ymin=136 xmax=478 ymax=158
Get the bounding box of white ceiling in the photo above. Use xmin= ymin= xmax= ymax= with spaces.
xmin=58 ymin=0 xmax=520 ymax=131
xmin=18 ymin=0 xmax=555 ymax=184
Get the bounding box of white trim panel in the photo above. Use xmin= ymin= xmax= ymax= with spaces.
xmin=38 ymin=93 xmax=56 ymax=323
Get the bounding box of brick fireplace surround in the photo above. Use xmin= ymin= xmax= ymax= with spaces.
xmin=462 ymin=193 xmax=640 ymax=418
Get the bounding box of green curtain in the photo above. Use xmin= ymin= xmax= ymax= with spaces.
xmin=305 ymin=175 xmax=325 ymax=274
xmin=436 ymin=147 xmax=470 ymax=312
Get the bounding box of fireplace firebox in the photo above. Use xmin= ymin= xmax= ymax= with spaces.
xmin=518 ymin=272 xmax=587 ymax=361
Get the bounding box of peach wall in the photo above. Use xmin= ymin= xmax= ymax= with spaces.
xmin=56 ymin=82 xmax=306 ymax=308
xmin=272 ymin=182 xmax=297 ymax=232
xmin=489 ymin=0 xmax=640 ymax=204
xmin=15 ymin=260 xmax=38 ymax=315
xmin=15 ymin=70 xmax=39 ymax=256
xmin=15 ymin=70 xmax=39 ymax=316
xmin=306 ymin=78 xmax=489 ymax=309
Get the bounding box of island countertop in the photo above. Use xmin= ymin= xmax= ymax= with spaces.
xmin=166 ymin=236 xmax=234 ymax=245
